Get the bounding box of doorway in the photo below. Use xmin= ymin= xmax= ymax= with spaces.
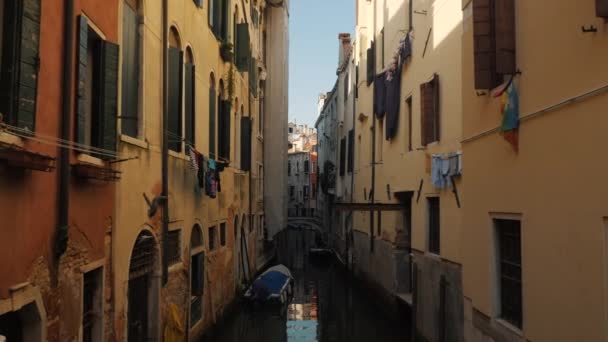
xmin=127 ymin=231 xmax=159 ymax=342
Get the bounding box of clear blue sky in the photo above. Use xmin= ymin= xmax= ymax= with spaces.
xmin=289 ymin=0 xmax=355 ymax=126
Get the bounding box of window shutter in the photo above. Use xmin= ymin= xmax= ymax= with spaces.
xmin=75 ymin=15 xmax=88 ymax=144
xmin=240 ymin=117 xmax=252 ymax=171
xmin=14 ymin=0 xmax=41 ymax=132
xmin=366 ymin=41 xmax=375 ymax=85
xmin=98 ymin=41 xmax=119 ymax=157
xmin=219 ymin=100 xmax=231 ymax=160
xmin=194 ymin=0 xmax=203 ymax=8
xmin=209 ymin=88 xmax=216 ymax=158
xmin=473 ymin=0 xmax=499 ymax=90
xmin=213 ymin=0 xmax=221 ymax=36
xmin=236 ymin=23 xmax=250 ymax=71
xmin=339 ymin=137 xmax=346 ymax=176
xmin=121 ymin=5 xmax=140 ymax=137
xmin=220 ymin=0 xmax=230 ymax=42
xmin=168 ymin=48 xmax=183 ymax=152
xmin=431 ymin=74 xmax=440 ymax=143
xmin=191 ymin=253 xmax=204 ymax=296
xmin=420 ymin=82 xmax=435 ymax=146
xmin=252 ymin=8 xmax=259 ymax=27
xmin=494 ymin=0 xmax=516 ymax=75
xmin=598 ymin=0 xmax=608 ymax=17
xmin=347 ymin=129 xmax=354 ymax=172
xmin=185 ymin=64 xmax=195 ymax=145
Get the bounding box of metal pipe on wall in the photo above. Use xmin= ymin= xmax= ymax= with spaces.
xmin=55 ymin=0 xmax=75 ymax=273
xmin=161 ymin=0 xmax=169 ymax=286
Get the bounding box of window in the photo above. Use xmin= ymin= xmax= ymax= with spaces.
xmin=347 ymin=129 xmax=354 ymax=173
xmin=303 ymin=186 xmax=309 ymax=199
xmin=185 ymin=48 xmax=195 ymax=146
xmin=288 ymin=161 xmax=291 ymax=176
xmin=168 ymin=27 xmax=183 ymax=152
xmin=258 ymin=164 xmax=263 ymax=200
xmin=75 ymin=16 xmax=119 ymax=157
xmin=296 ymin=161 xmax=299 ymax=173
xmin=495 ymin=219 xmax=522 ymax=329
xmin=289 ymin=127 xmax=293 ymax=133
xmin=289 ymin=186 xmax=295 ymax=200
xmin=420 ymin=74 xmax=440 ymax=146
xmin=339 ymin=137 xmax=346 ymax=176
xmin=208 ymin=226 xmax=217 ymax=251
xmin=209 ymin=0 xmax=230 ymax=42
xmin=0 ymin=0 xmax=41 ymax=133
xmin=427 ymin=197 xmax=440 ymax=254
xmin=473 ymin=0 xmax=516 ymax=90
xmin=167 ymin=230 xmax=181 ymax=265
xmin=258 ymin=84 xmax=264 ymax=135
xmin=121 ymin=0 xmax=141 ymax=137
xmin=304 ymin=160 xmax=310 ymax=173
xmin=193 ymin=0 xmax=203 ymax=8
xmin=83 ymin=267 xmax=103 ymax=342
xmin=366 ymin=40 xmax=375 ymax=85
xmin=219 ymin=222 xmax=227 ymax=246
xmin=209 ymin=73 xmax=216 ymax=158
xmin=406 ymin=97 xmax=412 ymax=151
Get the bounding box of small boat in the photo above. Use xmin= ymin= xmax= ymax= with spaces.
xmin=244 ymin=264 xmax=294 ymax=304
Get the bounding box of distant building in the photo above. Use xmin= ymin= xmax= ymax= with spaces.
xmin=287 ymin=121 xmax=317 ymax=217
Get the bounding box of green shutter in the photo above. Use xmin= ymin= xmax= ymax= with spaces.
xmin=213 ymin=0 xmax=221 ymax=37
xmin=14 ymin=0 xmax=41 ymax=132
xmin=75 ymin=15 xmax=88 ymax=144
xmin=240 ymin=117 xmax=251 ymax=171
xmin=99 ymin=41 xmax=119 ymax=157
xmin=121 ymin=5 xmax=140 ymax=137
xmin=168 ymin=48 xmax=183 ymax=152
xmin=218 ymin=100 xmax=231 ymax=160
xmin=209 ymin=88 xmax=216 ymax=158
xmin=185 ymin=64 xmax=195 ymax=145
xmin=235 ymin=23 xmax=250 ymax=71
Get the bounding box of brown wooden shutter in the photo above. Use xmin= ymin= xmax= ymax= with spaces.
xmin=75 ymin=15 xmax=88 ymax=144
xmin=218 ymin=100 xmax=231 ymax=160
xmin=14 ymin=0 xmax=41 ymax=132
xmin=473 ymin=0 xmax=499 ymax=90
xmin=597 ymin=0 xmax=608 ymax=18
xmin=431 ymin=74 xmax=440 ymax=143
xmin=339 ymin=137 xmax=346 ymax=176
xmin=495 ymin=0 xmax=516 ymax=74
xmin=420 ymin=83 xmax=430 ymax=146
xmin=99 ymin=41 xmax=119 ymax=157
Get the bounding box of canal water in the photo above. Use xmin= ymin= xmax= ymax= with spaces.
xmin=205 ymin=228 xmax=410 ymax=342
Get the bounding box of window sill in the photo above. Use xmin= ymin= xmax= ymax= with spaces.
xmin=120 ymin=134 xmax=149 ymax=149
xmin=168 ymin=150 xmax=190 ymax=161
xmin=77 ymin=153 xmax=105 ymax=167
xmin=0 ymin=130 xmax=24 ymax=148
xmin=496 ymin=319 xmax=523 ymax=337
xmin=168 ymin=262 xmax=184 ymax=273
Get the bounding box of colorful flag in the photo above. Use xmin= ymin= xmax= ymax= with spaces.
xmin=498 ymin=80 xmax=519 ymax=152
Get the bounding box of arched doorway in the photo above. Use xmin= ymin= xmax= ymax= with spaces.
xmin=190 ymin=225 xmax=204 ymax=327
xmin=128 ymin=230 xmax=159 ymax=341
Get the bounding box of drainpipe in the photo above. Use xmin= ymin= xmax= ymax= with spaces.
xmin=54 ymin=0 xmax=75 ymax=273
xmin=161 ymin=0 xmax=169 ymax=286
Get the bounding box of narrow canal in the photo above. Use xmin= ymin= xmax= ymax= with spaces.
xmin=205 ymin=228 xmax=410 ymax=342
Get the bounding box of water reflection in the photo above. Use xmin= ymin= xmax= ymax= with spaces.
xmin=205 ymin=229 xmax=409 ymax=342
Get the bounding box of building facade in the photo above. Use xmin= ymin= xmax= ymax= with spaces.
xmin=0 ymin=0 xmax=119 ymax=340
xmin=0 ymin=0 xmax=288 ymax=341
xmin=287 ymin=121 xmax=317 ymax=218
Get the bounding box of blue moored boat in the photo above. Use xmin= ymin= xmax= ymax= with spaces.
xmin=244 ymin=264 xmax=294 ymax=304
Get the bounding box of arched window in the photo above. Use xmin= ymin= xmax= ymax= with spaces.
xmin=122 ymin=0 xmax=143 ymax=137
xmin=185 ymin=47 xmax=195 ymax=147
xmin=168 ymin=27 xmax=183 ymax=152
xmin=209 ymin=72 xmax=216 ymax=158
xmin=190 ymin=224 xmax=204 ymax=326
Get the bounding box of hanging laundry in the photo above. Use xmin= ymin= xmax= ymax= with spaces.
xmin=385 ymin=34 xmax=412 ymax=140
xmin=373 ymin=72 xmax=387 ymax=118
xmin=188 ymin=145 xmax=199 ymax=171
xmin=205 ymin=159 xmax=217 ymax=198
xmin=495 ymin=77 xmax=520 ymax=152
xmin=430 ymin=152 xmax=463 ymax=189
xmin=431 ymin=155 xmax=445 ymax=188
xmin=197 ymin=155 xmax=206 ymax=189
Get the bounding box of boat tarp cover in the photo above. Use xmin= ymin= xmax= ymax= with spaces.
xmin=251 ymin=265 xmax=292 ymax=301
